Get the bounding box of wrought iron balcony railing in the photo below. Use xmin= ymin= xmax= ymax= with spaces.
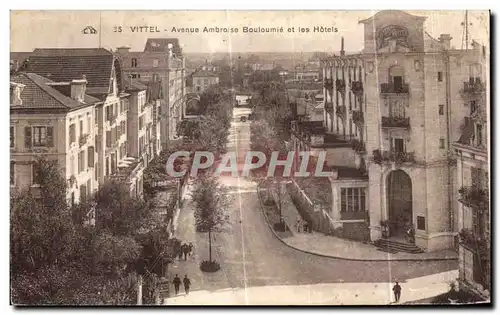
xmin=380 ymin=83 xmax=409 ymax=94
xmin=458 ymin=186 xmax=489 ymax=210
xmin=373 ymin=149 xmax=415 ymax=165
xmin=461 ymin=79 xmax=485 ymax=95
xmin=458 ymin=228 xmax=489 ymax=257
xmin=381 ymin=116 xmax=410 ymax=128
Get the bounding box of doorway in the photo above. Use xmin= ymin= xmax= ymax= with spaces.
xmin=387 ymin=170 xmax=413 ymax=238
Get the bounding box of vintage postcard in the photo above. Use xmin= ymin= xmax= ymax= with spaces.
xmin=10 ymin=10 xmax=490 ymax=306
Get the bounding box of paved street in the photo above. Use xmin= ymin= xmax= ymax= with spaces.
xmin=165 ymin=106 xmax=458 ymax=305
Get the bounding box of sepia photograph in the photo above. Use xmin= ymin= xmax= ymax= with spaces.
xmin=9 ymin=9 xmax=491 ymax=306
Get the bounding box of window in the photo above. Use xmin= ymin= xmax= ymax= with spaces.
xmin=470 ymin=101 xmax=477 ymax=114
xmin=88 ymin=146 xmax=95 ymax=167
xmin=69 ymin=124 xmax=76 ymax=145
xmin=78 ymin=150 xmax=86 ymax=173
xmin=87 ymin=116 xmax=91 ymax=133
xmin=131 ymin=58 xmax=138 ymax=68
xmin=10 ymin=126 xmax=14 ymax=148
xmin=439 ymin=138 xmax=445 ymax=149
xmin=139 ymin=116 xmax=144 ymax=130
xmin=79 ymin=119 xmax=83 ymax=136
xmin=10 ymin=161 xmax=15 ymax=186
xmin=439 ymin=105 xmax=444 ymax=115
xmin=80 ymin=185 xmax=87 ymax=202
xmin=393 ymin=138 xmax=404 ymax=153
xmin=70 ymin=155 xmax=75 ymax=176
xmin=153 ymin=59 xmax=159 ymax=68
xmin=106 ymin=157 xmax=110 ymax=176
xmin=27 ymin=126 xmax=54 ymax=147
xmin=340 ymin=188 xmax=366 ymax=212
xmin=106 ymin=131 xmax=111 ymax=147
xmin=32 ymin=163 xmax=41 ymax=185
xmin=476 ymin=124 xmax=483 ymax=146
xmin=437 ymin=71 xmax=443 ymax=82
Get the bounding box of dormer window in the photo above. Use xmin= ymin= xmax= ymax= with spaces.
xmin=153 ymin=59 xmax=159 ymax=68
xmin=131 ymin=58 xmax=138 ymax=68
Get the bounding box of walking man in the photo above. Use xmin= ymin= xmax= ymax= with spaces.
xmin=183 ymin=244 xmax=189 ymax=260
xmin=173 ymin=274 xmax=181 ymax=295
xmin=183 ymin=275 xmax=191 ymax=295
xmin=393 ymin=281 xmax=402 ymax=303
xmin=296 ymin=216 xmax=302 ymax=233
xmin=188 ymin=242 xmax=194 ymax=256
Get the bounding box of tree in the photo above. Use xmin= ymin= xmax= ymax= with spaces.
xmin=190 ymin=176 xmax=231 ymax=265
xmin=94 ymin=180 xmax=155 ymax=236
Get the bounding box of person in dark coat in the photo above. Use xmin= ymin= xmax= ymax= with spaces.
xmin=178 ymin=245 xmax=184 ymax=260
xmin=183 ymin=275 xmax=191 ymax=295
xmin=393 ymin=281 xmax=402 ymax=303
xmin=182 ymin=244 xmax=189 ymax=260
xmin=172 ymin=274 xmax=181 ymax=295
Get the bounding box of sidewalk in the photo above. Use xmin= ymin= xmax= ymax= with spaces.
xmin=260 ymin=183 xmax=458 ymax=262
xmin=165 ymin=269 xmax=459 ymax=305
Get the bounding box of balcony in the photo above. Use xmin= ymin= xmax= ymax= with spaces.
xmin=460 ymin=78 xmax=485 ymax=98
xmin=381 ymin=116 xmax=410 ymax=129
xmin=459 ymin=228 xmax=489 ymax=258
xmin=336 ymin=79 xmax=346 ymax=93
xmin=324 ymin=79 xmax=334 ymax=90
xmin=106 ymin=115 xmax=117 ymax=126
xmin=458 ymin=186 xmax=489 ymax=210
xmin=335 ymin=105 xmax=346 ymax=118
xmin=380 ymin=83 xmax=409 ymax=95
xmin=79 ymin=134 xmax=89 ymax=147
xmin=350 ymin=81 xmax=363 ymax=96
xmin=373 ymin=149 xmax=415 ymax=165
xmin=352 ymin=110 xmax=364 ymax=125
xmin=350 ymin=139 xmax=366 ymax=154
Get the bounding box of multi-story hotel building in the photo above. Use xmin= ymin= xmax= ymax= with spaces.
xmin=116 ymin=38 xmax=186 ymax=151
xmin=291 ymin=10 xmax=489 ymax=255
xmin=27 ymin=48 xmax=144 ymax=198
xmin=191 ymin=69 xmax=220 ymax=93
xmin=452 ymin=47 xmax=490 ymax=298
xmin=10 ymin=72 xmax=99 ymax=205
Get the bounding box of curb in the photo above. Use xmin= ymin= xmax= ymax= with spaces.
xmin=256 ymin=184 xmax=457 ymax=262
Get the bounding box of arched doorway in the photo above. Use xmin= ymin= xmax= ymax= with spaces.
xmin=386 ymin=170 xmax=412 ymax=238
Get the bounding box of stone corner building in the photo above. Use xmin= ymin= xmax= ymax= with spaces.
xmin=290 ymin=10 xmax=490 ymax=295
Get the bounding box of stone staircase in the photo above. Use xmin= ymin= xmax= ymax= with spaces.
xmin=373 ymin=238 xmax=424 ymax=254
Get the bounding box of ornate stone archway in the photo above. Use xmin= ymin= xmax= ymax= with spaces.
xmin=386 ymin=169 xmax=412 ymax=237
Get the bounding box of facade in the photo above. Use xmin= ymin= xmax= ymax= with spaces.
xmin=116 ymin=38 xmax=186 ymax=151
xmin=452 ymin=47 xmax=490 ymax=298
xmin=192 ymin=70 xmax=220 ymax=93
xmin=290 ymin=10 xmax=490 ymax=254
xmin=27 ymin=48 xmax=143 ymax=198
xmin=10 ymin=72 xmax=100 ymax=205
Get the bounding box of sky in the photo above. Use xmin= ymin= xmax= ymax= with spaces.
xmin=10 ymin=10 xmax=490 ymax=53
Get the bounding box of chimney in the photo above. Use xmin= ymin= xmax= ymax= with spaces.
xmin=340 ymin=37 xmax=345 ymax=56
xmin=438 ymin=34 xmax=452 ymax=50
xmin=71 ymin=75 xmax=87 ymax=102
xmin=116 ymin=46 xmax=131 ymax=54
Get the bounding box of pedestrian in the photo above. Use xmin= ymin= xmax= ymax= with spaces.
xmin=303 ymin=221 xmax=308 ymax=233
xmin=393 ymin=281 xmax=402 ymax=303
xmin=173 ymin=274 xmax=181 ymax=295
xmin=183 ymin=275 xmax=191 ymax=295
xmin=296 ymin=216 xmax=302 ymax=233
xmin=182 ymin=244 xmax=189 ymax=260
xmin=188 ymin=242 xmax=194 ymax=256
xmin=178 ymin=245 xmax=183 ymax=260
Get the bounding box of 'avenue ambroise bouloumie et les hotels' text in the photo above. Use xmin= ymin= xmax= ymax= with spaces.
xmin=114 ymin=25 xmax=339 ymax=33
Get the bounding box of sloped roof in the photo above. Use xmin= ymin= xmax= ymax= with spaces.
xmin=144 ymin=38 xmax=182 ymax=55
xmin=192 ymin=70 xmax=218 ymax=78
xmin=28 ymin=48 xmax=117 ymax=90
xmin=10 ymin=72 xmax=99 ymax=110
